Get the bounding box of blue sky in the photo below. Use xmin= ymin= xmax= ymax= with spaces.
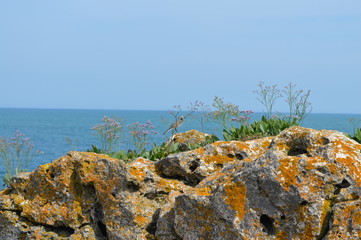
xmin=1 ymin=1 xmax=360 ymax=114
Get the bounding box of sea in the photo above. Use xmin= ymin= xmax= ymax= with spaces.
xmin=1 ymin=108 xmax=361 ymax=187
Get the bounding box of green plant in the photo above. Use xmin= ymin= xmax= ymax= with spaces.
xmin=188 ymin=134 xmax=220 ymax=149
xmin=0 ymin=131 xmax=41 ymax=185
xmin=347 ymin=124 xmax=361 ymax=144
xmin=351 ymin=128 xmax=361 ymax=143
xmin=144 ymin=142 xmax=180 ymax=161
xmin=88 ymin=133 xmax=219 ymax=162
xmin=91 ymin=116 xmax=123 ymax=153
xmin=254 ymin=81 xmax=282 ymax=119
xmin=223 ymin=116 xmax=297 ymax=141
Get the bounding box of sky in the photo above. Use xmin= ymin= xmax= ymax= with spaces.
xmin=0 ymin=1 xmax=360 ymax=114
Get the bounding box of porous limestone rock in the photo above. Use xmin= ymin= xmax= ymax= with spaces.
xmin=1 ymin=126 xmax=361 ymax=239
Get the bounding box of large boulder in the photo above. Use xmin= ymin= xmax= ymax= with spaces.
xmin=1 ymin=126 xmax=361 ymax=239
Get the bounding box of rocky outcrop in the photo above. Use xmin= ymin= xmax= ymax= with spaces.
xmin=165 ymin=129 xmax=212 ymax=151
xmin=1 ymin=126 xmax=361 ymax=239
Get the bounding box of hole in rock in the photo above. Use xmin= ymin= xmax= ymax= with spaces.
xmin=126 ymin=181 xmax=140 ymax=192
xmin=300 ymin=200 xmax=308 ymax=206
xmin=146 ymin=209 xmax=161 ymax=235
xmin=184 ymin=173 xmax=204 ymax=187
xmin=144 ymin=191 xmax=167 ymax=200
xmin=97 ymin=221 xmax=108 ymax=238
xmin=50 ymin=173 xmax=55 ymax=179
xmin=189 ymin=160 xmax=200 ymax=172
xmin=281 ymin=215 xmax=286 ymax=220
xmin=235 ymin=152 xmax=248 ymax=160
xmin=334 ymin=179 xmax=351 ymax=194
xmin=227 ymin=154 xmax=235 ymax=159
xmin=316 ymin=167 xmax=328 ymax=174
xmin=320 ymin=137 xmax=330 ymax=145
xmin=144 ymin=177 xmax=154 ymax=183
xmin=351 ymin=193 xmax=359 ymax=200
xmin=288 ymin=147 xmax=309 ymax=156
xmin=260 ymin=214 xmax=276 ymax=235
xmin=335 ymin=179 xmax=351 ymax=189
xmin=44 ymin=225 xmax=75 ymax=237
xmin=216 ymin=163 xmax=224 ymax=169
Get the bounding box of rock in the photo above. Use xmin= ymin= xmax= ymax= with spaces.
xmin=1 ymin=126 xmax=361 ymax=239
xmin=0 ymin=152 xmax=190 ymax=239
xmin=156 ymin=136 xmax=273 ymax=186
xmin=165 ymin=129 xmax=212 ymax=151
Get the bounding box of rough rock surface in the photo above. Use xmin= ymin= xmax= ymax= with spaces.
xmin=1 ymin=126 xmax=361 ymax=239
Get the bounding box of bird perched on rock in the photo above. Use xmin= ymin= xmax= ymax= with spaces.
xmin=163 ymin=116 xmax=185 ymax=135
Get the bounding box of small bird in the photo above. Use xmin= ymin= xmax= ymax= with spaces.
xmin=163 ymin=116 xmax=185 ymax=135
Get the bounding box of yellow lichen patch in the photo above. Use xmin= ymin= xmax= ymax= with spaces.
xmin=332 ymin=138 xmax=361 ymax=158
xmin=335 ymin=156 xmax=361 ymax=187
xmin=352 ymin=211 xmax=361 ymax=226
xmin=77 ymin=159 xmax=97 ymax=176
xmin=259 ymin=137 xmax=273 ymax=149
xmin=296 ymin=205 xmax=319 ymax=240
xmin=275 ymin=142 xmax=290 ymax=152
xmin=129 ymin=166 xmax=146 ymax=182
xmin=276 ymin=157 xmax=299 ymax=191
xmin=134 ymin=215 xmax=148 ymax=225
xmin=327 ymin=201 xmax=361 ymax=239
xmin=276 ymin=230 xmax=289 ymax=240
xmin=224 ymin=181 xmax=247 ymax=223
xmin=203 ymin=155 xmax=235 ymax=165
xmin=195 ymin=147 xmax=205 ymax=155
xmin=204 ymin=171 xmax=227 ymax=183
xmin=187 ymin=186 xmax=212 ymax=197
xmin=157 ymin=177 xmax=188 ymax=193
xmin=303 ymin=156 xmax=328 ymax=171
xmin=173 ymin=130 xmax=208 ymax=143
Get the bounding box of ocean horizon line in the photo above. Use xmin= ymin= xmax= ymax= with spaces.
xmin=0 ymin=107 xmax=361 ymax=116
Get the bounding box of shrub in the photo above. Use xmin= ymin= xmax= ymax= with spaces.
xmin=223 ymin=116 xmax=297 ymax=141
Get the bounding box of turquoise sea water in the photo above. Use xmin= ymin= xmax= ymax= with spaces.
xmin=1 ymin=108 xmax=361 ymax=187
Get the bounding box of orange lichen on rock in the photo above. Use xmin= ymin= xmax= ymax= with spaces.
xmin=187 ymin=186 xmax=212 ymax=197
xmin=224 ymin=181 xmax=247 ymax=223
xmin=325 ymin=200 xmax=361 ymax=239
xmin=195 ymin=147 xmax=205 ymax=155
xmin=128 ymin=158 xmax=150 ymax=182
xmin=276 ymin=156 xmax=300 ymax=191
xmin=203 ymin=155 xmax=234 ymax=165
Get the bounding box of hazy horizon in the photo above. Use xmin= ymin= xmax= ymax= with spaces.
xmin=1 ymin=107 xmax=361 ymax=116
